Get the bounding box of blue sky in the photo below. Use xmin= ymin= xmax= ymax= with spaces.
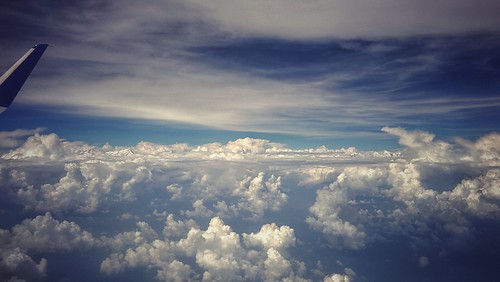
xmin=1 ymin=1 xmax=500 ymax=281
xmin=1 ymin=1 xmax=500 ymax=148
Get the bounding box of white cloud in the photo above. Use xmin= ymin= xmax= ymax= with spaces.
xmin=185 ymin=0 xmax=500 ymax=39
xmin=445 ymin=169 xmax=500 ymax=217
xmin=297 ymin=166 xmax=339 ymax=186
xmin=243 ymin=223 xmax=295 ymax=252
xmin=307 ymin=128 xmax=500 ymax=249
xmin=163 ymin=214 xmax=198 ymax=239
xmin=182 ymin=199 xmax=215 ymax=218
xmin=24 ymin=61 xmax=336 ymax=136
xmin=15 ymin=161 xmax=154 ymax=213
xmin=382 ymin=126 xmax=455 ymax=162
xmin=4 ymin=133 xmax=66 ymax=160
xmin=1 ymin=129 xmax=500 ymax=279
xmin=2 ymin=134 xmax=290 ymax=217
xmin=231 ymin=172 xmax=288 ymax=220
xmin=102 ymin=216 xmax=305 ymax=281
xmin=0 ymin=128 xmax=45 ymax=149
xmin=307 ymin=166 xmax=387 ymax=249
xmin=323 ymin=266 xmax=356 ymax=282
xmin=264 ymin=248 xmax=292 ymax=281
xmin=466 ymin=133 xmax=500 ymax=165
xmin=3 ymin=212 xmax=95 ymax=252
xmin=13 ymin=0 xmax=499 ymax=48
xmin=0 ymin=248 xmax=47 ymax=281
xmin=0 ymin=213 xmax=96 ymax=281
xmin=3 ymin=1 xmax=500 ymax=140
xmin=323 ymin=273 xmax=352 ymax=282
xmin=102 ymin=221 xmax=158 ymax=251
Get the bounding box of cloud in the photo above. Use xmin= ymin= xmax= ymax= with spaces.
xmin=4 ymin=133 xmax=75 ymax=160
xmin=3 ymin=1 xmax=499 ymax=140
xmin=445 ymin=169 xmax=500 ymax=217
xmin=0 ymin=128 xmax=45 ymax=149
xmin=177 ymin=171 xmax=288 ymax=220
xmin=0 ymin=213 xmax=95 ymax=281
xmin=6 ymin=0 xmax=500 ymax=47
xmin=0 ymin=248 xmax=47 ymax=281
xmin=324 ymin=267 xmax=356 ymax=282
xmin=419 ymin=256 xmax=429 ymax=268
xmin=306 ymin=166 xmax=385 ymax=249
xmin=2 ymin=134 xmax=288 ymax=216
xmin=101 ymin=216 xmax=305 ymax=281
xmin=307 ymin=127 xmax=500 ymax=249
xmin=15 ymin=161 xmax=154 ymax=213
xmin=184 ymin=0 xmax=500 ymax=39
xmin=23 ymin=60 xmax=337 ymax=136
xmin=243 ymin=223 xmax=295 ymax=253
xmin=4 ymin=212 xmax=95 ymax=251
xmin=230 ymin=172 xmax=288 ymax=220
xmin=382 ymin=126 xmax=456 ymax=162
xmin=323 ymin=273 xmax=353 ymax=282
xmin=1 ymin=128 xmax=500 ymax=280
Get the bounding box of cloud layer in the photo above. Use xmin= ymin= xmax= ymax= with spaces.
xmin=2 ymin=0 xmax=500 ymax=140
xmin=1 ymin=127 xmax=499 ymax=280
xmin=185 ymin=0 xmax=500 ymax=39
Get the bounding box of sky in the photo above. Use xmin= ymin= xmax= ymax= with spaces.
xmin=0 ymin=1 xmax=499 ymax=281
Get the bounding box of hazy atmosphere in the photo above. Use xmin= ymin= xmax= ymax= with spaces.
xmin=1 ymin=1 xmax=500 ymax=281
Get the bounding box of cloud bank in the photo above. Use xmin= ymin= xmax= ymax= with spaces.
xmin=1 ymin=127 xmax=499 ymax=280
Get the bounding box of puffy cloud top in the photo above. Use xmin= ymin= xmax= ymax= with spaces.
xmin=1 ymin=128 xmax=500 ymax=280
xmin=0 ymin=213 xmax=95 ymax=280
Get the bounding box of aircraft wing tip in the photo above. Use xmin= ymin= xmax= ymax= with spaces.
xmin=33 ymin=43 xmax=49 ymax=49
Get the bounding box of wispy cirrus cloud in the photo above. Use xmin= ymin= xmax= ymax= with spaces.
xmin=1 ymin=0 xmax=500 ymax=139
xmin=183 ymin=0 xmax=500 ymax=39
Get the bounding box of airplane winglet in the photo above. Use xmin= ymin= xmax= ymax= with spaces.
xmin=0 ymin=44 xmax=48 ymax=113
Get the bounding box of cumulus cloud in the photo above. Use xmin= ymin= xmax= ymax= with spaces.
xmin=306 ymin=166 xmax=388 ymax=249
xmin=243 ymin=223 xmax=295 ymax=252
xmin=4 ymin=133 xmax=66 ymax=160
xmin=231 ymin=172 xmax=288 ymax=220
xmin=382 ymin=126 xmax=458 ymax=162
xmin=0 ymin=213 xmax=95 ymax=281
xmin=0 ymin=248 xmax=47 ymax=281
xmin=323 ymin=272 xmax=353 ymax=282
xmin=4 ymin=212 xmax=95 ymax=251
xmin=0 ymin=128 xmax=45 ymax=149
xmin=15 ymin=161 xmax=153 ymax=213
xmin=1 ymin=128 xmax=500 ymax=280
xmin=101 ymin=216 xmax=304 ymax=281
xmin=445 ymin=169 xmax=500 ymax=217
xmin=178 ymin=172 xmax=288 ymax=220
xmin=2 ymin=134 xmax=290 ymax=217
xmin=307 ymin=127 xmax=500 ymax=249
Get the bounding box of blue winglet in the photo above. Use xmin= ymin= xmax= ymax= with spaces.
xmin=0 ymin=44 xmax=48 ymax=113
